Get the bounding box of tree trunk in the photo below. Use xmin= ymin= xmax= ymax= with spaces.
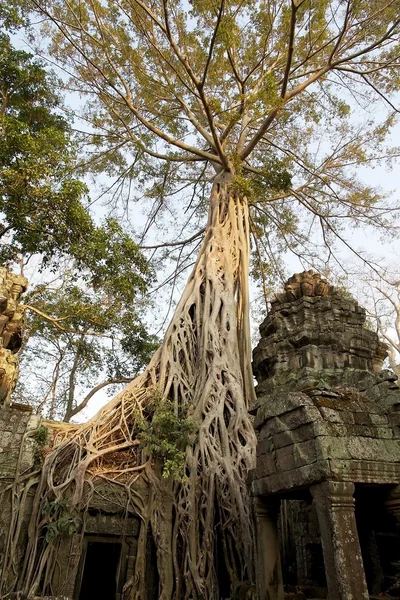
xmin=148 ymin=170 xmax=257 ymax=598
xmin=13 ymin=171 xmax=257 ymax=600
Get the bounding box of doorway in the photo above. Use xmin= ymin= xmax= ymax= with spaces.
xmin=78 ymin=539 xmax=122 ymax=600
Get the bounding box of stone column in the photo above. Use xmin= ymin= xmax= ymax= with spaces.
xmin=311 ymin=481 xmax=368 ymax=600
xmin=385 ymin=485 xmax=400 ymax=525
xmin=254 ymin=497 xmax=284 ymax=600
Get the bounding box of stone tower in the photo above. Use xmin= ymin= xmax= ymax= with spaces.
xmin=251 ymin=271 xmax=400 ymax=600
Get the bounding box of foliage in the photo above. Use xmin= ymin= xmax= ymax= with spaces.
xmin=14 ymin=275 xmax=159 ymax=421
xmin=138 ymin=396 xmax=196 ymax=480
xmin=25 ymin=0 xmax=400 ymax=298
xmin=0 ymin=34 xmax=87 ymax=267
xmin=32 ymin=424 xmax=49 ymax=467
xmin=0 ymin=13 xmax=156 ymax=420
xmin=0 ymin=34 xmax=150 ymax=291
xmin=41 ymin=498 xmax=81 ymax=543
xmin=0 ymin=0 xmax=29 ymax=30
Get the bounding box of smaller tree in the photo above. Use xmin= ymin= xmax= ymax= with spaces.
xmin=0 ymin=18 xmax=156 ymax=419
xmin=14 ymin=276 xmax=158 ymax=421
xmin=364 ymin=272 xmax=400 ymax=379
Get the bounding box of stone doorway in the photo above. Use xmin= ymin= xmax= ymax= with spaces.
xmin=75 ymin=536 xmax=127 ymax=600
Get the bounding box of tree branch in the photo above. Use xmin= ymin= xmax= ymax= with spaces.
xmin=281 ymin=0 xmax=300 ymax=98
xmin=200 ymin=0 xmax=225 ymax=89
xmin=140 ymin=228 xmax=205 ymax=250
xmin=64 ymin=377 xmax=133 ymax=421
xmin=21 ymin=305 xmax=111 ymax=337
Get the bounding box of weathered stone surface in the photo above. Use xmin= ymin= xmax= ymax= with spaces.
xmin=252 ymin=271 xmax=400 ymax=496
xmin=253 ymin=271 xmax=387 ymax=400
xmin=252 ymin=271 xmax=400 ymax=600
xmin=85 ymin=513 xmax=140 ymax=536
xmin=0 ymin=268 xmax=28 ymax=406
xmin=311 ymin=481 xmax=369 ymax=600
xmin=254 ymin=497 xmax=284 ymax=600
xmin=0 ymin=401 xmax=148 ymax=600
xmin=0 ymin=404 xmax=34 ymax=478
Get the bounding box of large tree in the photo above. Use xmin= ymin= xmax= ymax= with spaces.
xmin=4 ymin=1 xmax=400 ymax=599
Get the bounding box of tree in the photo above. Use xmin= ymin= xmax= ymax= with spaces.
xmin=4 ymin=1 xmax=400 ymax=599
xmin=0 ymin=32 xmax=88 ymax=266
xmin=0 ymin=15 xmax=156 ymax=420
xmin=361 ymin=272 xmax=400 ymax=379
xmin=14 ymin=276 xmax=158 ymax=421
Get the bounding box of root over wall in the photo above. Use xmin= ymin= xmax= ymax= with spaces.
xmin=0 ymin=171 xmax=257 ymax=600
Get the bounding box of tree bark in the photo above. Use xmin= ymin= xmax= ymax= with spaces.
xmin=14 ymin=171 xmax=257 ymax=600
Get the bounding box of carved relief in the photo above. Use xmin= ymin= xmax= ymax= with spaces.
xmin=0 ymin=268 xmax=28 ymax=405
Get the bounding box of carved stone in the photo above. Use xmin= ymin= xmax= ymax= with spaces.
xmin=311 ymin=481 xmax=368 ymax=600
xmin=254 ymin=497 xmax=284 ymax=600
xmin=253 ymin=270 xmax=387 ymax=399
xmin=252 ymin=271 xmax=400 ymax=600
xmin=0 ymin=268 xmax=27 ymax=405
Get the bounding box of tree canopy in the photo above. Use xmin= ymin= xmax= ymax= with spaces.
xmin=0 ymin=10 xmax=157 ymax=420
xmin=29 ymin=0 xmax=400 ymax=280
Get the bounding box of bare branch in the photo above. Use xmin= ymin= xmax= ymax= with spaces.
xmin=64 ymin=377 xmax=133 ymax=421
xmin=140 ymin=228 xmax=205 ymax=250
xmin=281 ymin=0 xmax=300 ymax=98
xmin=201 ymin=0 xmax=225 ymax=89
xmin=22 ymin=305 xmax=111 ymax=338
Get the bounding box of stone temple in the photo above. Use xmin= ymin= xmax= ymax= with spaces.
xmin=252 ymin=271 xmax=400 ymax=600
xmin=0 ymin=270 xmax=400 ymax=599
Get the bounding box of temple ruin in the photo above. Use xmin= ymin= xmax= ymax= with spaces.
xmin=1 ymin=270 xmax=400 ymax=599
xmin=252 ymin=271 xmax=400 ymax=599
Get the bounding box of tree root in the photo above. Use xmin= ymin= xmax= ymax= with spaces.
xmin=1 ymin=172 xmax=257 ymax=600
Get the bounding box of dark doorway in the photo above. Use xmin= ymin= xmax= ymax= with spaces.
xmin=78 ymin=541 xmax=122 ymax=600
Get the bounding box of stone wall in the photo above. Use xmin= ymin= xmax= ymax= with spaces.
xmin=0 ymin=400 xmax=155 ymax=600
xmin=0 ymin=402 xmax=41 ymax=594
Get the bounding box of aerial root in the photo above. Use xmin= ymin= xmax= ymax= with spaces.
xmin=1 ymin=172 xmax=257 ymax=600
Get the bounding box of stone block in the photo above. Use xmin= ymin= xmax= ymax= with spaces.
xmin=0 ymin=449 xmax=20 ymax=476
xmin=85 ymin=514 xmax=140 ymax=536
xmin=0 ymin=431 xmax=13 ymax=448
xmin=252 ymin=459 xmax=332 ymax=496
xmin=280 ymin=405 xmax=321 ymax=430
xmin=276 ymin=445 xmax=297 ymax=472
xmin=293 ymin=439 xmax=317 ymax=468
xmin=369 ymin=412 xmax=389 ymax=425
xmin=315 ymin=435 xmax=400 ymax=463
xmin=271 ymin=423 xmax=317 ymax=449
xmin=254 ymin=392 xmax=317 ymax=429
xmin=318 ymin=407 xmax=354 ymax=424
xmin=353 ymin=412 xmax=372 ymax=425
xmin=313 ymin=421 xmax=392 ymax=440
xmin=256 ymin=454 xmax=277 ymax=478
xmin=316 ymin=436 xmax=349 ymax=461
xmin=257 ymin=437 xmax=277 ymax=456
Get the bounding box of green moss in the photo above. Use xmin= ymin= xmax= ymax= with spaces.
xmin=32 ymin=424 xmax=49 ymax=467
